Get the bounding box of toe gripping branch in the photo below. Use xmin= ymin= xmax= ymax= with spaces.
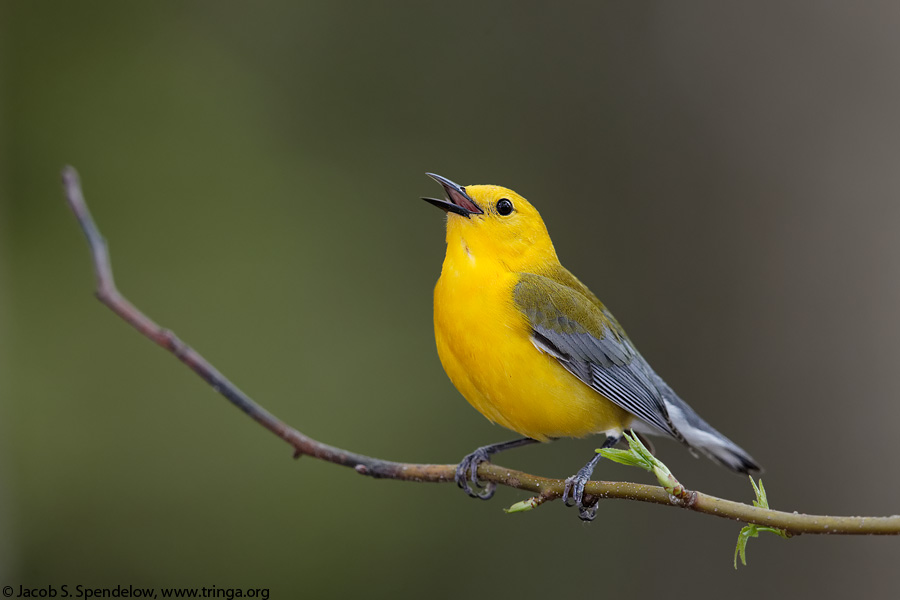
xmin=456 ymin=438 xmax=539 ymax=500
xmin=562 ymin=434 xmax=622 ymax=521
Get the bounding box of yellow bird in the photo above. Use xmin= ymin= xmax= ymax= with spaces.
xmin=423 ymin=173 xmax=760 ymax=520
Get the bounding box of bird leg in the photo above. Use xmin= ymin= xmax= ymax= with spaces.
xmin=456 ymin=438 xmax=540 ymax=500
xmin=562 ymin=434 xmax=622 ymax=521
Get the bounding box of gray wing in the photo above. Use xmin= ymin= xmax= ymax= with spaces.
xmin=514 ymin=273 xmax=680 ymax=439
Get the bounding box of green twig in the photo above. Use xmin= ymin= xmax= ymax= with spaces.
xmin=599 ymin=431 xmax=687 ymax=499
xmin=734 ymin=478 xmax=792 ymax=568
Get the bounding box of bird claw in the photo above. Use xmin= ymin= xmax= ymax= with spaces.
xmin=578 ymin=499 xmax=598 ymax=521
xmin=562 ymin=476 xmax=577 ymax=507
xmin=562 ymin=464 xmax=598 ymax=521
xmin=456 ymin=447 xmax=496 ymax=500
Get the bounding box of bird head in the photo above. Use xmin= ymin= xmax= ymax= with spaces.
xmin=423 ymin=173 xmax=558 ymax=271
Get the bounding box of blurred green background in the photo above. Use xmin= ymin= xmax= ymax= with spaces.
xmin=3 ymin=1 xmax=900 ymax=597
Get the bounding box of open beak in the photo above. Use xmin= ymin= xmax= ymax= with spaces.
xmin=422 ymin=173 xmax=483 ymax=218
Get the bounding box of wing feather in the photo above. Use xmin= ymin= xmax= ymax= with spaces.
xmin=515 ymin=272 xmax=677 ymax=437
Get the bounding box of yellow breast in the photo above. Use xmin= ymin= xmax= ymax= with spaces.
xmin=433 ymin=238 xmax=630 ymax=442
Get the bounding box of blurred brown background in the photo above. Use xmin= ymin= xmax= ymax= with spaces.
xmin=2 ymin=1 xmax=900 ymax=597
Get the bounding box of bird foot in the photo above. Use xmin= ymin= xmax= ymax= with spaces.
xmin=455 ymin=447 xmax=497 ymax=500
xmin=562 ymin=464 xmax=599 ymax=521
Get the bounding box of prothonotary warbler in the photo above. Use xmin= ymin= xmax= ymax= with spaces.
xmin=423 ymin=173 xmax=761 ymax=520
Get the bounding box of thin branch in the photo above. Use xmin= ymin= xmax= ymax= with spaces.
xmin=61 ymin=166 xmax=900 ymax=536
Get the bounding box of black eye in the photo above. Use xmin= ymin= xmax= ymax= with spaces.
xmin=496 ymin=198 xmax=513 ymax=216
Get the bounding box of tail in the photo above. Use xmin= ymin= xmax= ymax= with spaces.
xmin=643 ymin=375 xmax=762 ymax=474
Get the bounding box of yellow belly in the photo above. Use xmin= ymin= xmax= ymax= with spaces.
xmin=434 ymin=260 xmax=630 ymax=442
